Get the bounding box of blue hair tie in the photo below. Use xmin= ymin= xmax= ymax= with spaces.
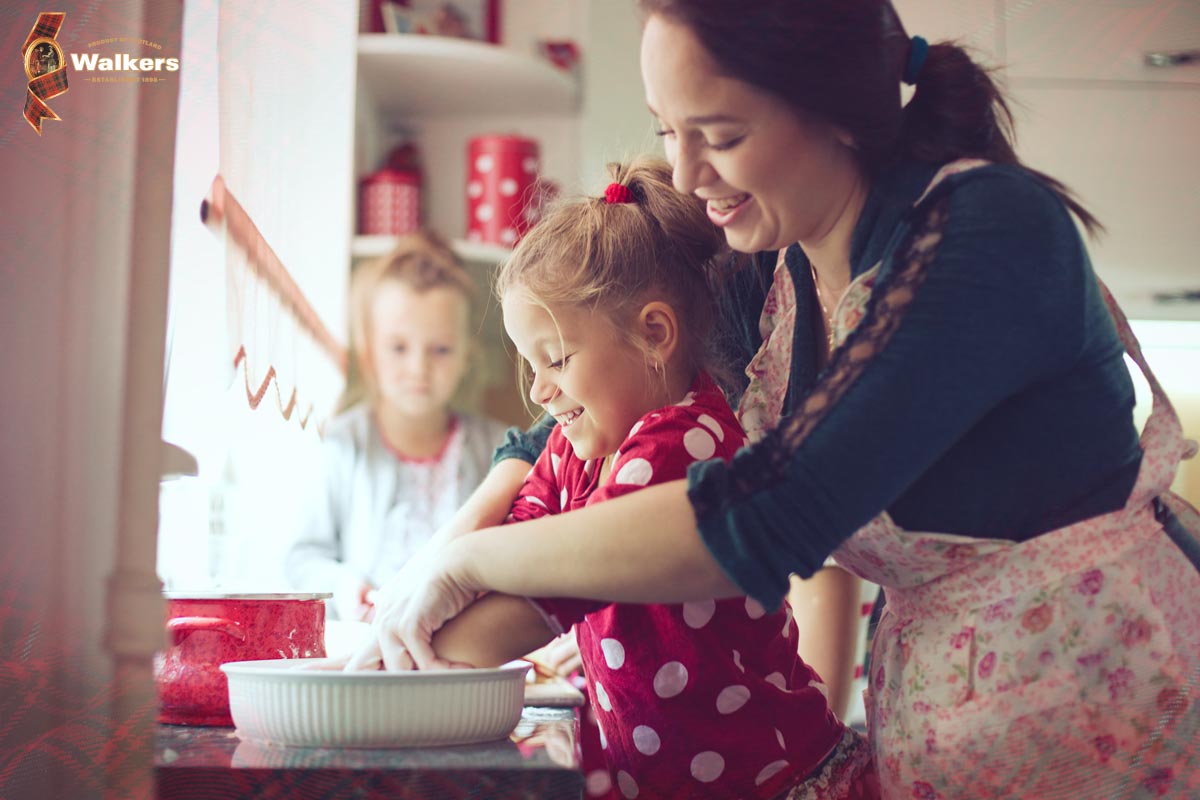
xmin=903 ymin=35 xmax=929 ymax=85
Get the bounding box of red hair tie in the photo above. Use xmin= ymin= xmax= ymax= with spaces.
xmin=604 ymin=182 xmax=636 ymax=204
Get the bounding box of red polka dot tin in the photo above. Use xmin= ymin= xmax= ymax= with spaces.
xmin=155 ymin=592 xmax=330 ymax=726
xmin=466 ymin=134 xmax=541 ymax=247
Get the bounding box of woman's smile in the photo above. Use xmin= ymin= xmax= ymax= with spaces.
xmin=705 ymin=193 xmax=752 ymax=227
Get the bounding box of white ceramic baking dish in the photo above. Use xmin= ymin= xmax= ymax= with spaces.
xmin=221 ymin=658 xmax=531 ymax=748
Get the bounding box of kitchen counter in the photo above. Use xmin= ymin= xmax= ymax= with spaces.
xmin=154 ymin=706 xmax=583 ymax=799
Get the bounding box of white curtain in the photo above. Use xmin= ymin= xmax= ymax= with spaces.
xmin=213 ymin=0 xmax=356 ymax=429
xmin=160 ymin=0 xmax=357 ymax=591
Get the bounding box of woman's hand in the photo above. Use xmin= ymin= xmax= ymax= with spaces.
xmin=344 ymin=538 xmax=481 ymax=672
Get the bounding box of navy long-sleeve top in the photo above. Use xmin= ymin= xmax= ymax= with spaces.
xmin=495 ymin=159 xmax=1143 ymax=609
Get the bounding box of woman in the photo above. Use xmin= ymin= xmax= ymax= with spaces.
xmin=353 ymin=1 xmax=1200 ymax=796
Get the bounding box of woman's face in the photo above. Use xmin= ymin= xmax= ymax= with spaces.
xmin=640 ymin=14 xmax=861 ymax=254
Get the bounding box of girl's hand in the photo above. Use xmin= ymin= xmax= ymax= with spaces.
xmin=333 ymin=578 xmax=377 ymax=623
xmin=344 ymin=538 xmax=480 ymax=672
xmin=535 ymin=630 xmax=583 ymax=678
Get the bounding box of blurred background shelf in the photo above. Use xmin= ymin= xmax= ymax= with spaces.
xmin=351 ymin=234 xmax=511 ymax=264
xmin=357 ymin=34 xmax=580 ymax=117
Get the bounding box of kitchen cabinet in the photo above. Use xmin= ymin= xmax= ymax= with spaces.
xmin=1004 ymin=0 xmax=1200 ymax=85
xmin=895 ymin=0 xmax=1200 ymax=320
xmin=351 ymin=32 xmax=583 ymax=425
xmin=1004 ymin=0 xmax=1200 ymax=319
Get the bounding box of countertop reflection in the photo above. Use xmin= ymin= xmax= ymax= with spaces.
xmin=155 ymin=706 xmax=582 ymax=799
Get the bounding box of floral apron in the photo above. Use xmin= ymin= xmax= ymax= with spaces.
xmin=743 ymin=160 xmax=1200 ymax=798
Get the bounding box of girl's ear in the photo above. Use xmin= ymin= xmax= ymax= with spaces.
xmin=637 ymin=301 xmax=680 ymax=366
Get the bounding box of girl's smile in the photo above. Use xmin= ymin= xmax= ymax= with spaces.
xmin=501 ymin=293 xmax=662 ymax=462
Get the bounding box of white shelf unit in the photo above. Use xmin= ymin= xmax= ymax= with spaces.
xmin=353 ymin=34 xmax=582 ymax=256
xmin=351 ymin=34 xmax=582 ymax=424
xmin=352 ymin=234 xmax=511 ymax=265
xmin=356 ymin=34 xmax=579 ymax=117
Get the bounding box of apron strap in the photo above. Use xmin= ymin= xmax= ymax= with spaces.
xmin=1097 ymin=277 xmax=1200 ymax=572
xmin=1096 ymin=277 xmax=1198 ymax=488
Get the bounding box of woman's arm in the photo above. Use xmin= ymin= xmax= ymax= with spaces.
xmin=455 ymin=478 xmax=741 ymax=604
xmin=432 ymin=593 xmax=556 ymax=668
xmin=347 ymin=477 xmax=743 ymax=672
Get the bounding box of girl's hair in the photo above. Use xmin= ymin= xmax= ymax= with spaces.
xmin=343 ymin=231 xmax=477 ymax=407
xmin=496 ymin=156 xmax=728 ymax=391
xmin=637 ymin=0 xmax=1101 ymax=234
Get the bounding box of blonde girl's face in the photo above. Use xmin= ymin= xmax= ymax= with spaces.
xmin=641 ymin=14 xmax=861 ymax=254
xmin=367 ymin=281 xmax=471 ymax=419
xmin=502 ymin=292 xmax=657 ymax=462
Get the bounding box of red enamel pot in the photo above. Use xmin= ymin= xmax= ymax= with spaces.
xmin=154 ymin=592 xmax=331 ymax=726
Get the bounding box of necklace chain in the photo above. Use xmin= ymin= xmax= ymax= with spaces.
xmin=809 ymin=262 xmax=836 ymax=349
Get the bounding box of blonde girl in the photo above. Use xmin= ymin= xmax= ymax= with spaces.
xmin=285 ymin=232 xmax=507 ymax=621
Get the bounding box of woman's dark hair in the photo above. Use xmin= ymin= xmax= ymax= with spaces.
xmin=637 ymin=0 xmax=1101 ymax=234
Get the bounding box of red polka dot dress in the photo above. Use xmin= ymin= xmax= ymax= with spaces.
xmin=508 ymin=373 xmax=854 ymax=799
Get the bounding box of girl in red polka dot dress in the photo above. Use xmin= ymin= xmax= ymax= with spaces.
xmin=430 ymin=157 xmax=878 ymax=800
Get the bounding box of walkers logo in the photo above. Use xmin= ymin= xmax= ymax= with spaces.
xmin=22 ymin=12 xmax=68 ymax=135
xmin=21 ymin=11 xmax=181 ymax=136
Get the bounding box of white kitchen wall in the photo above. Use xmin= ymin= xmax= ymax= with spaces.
xmin=1129 ymin=321 xmax=1200 ymax=504
xmin=578 ymin=0 xmax=658 ymax=192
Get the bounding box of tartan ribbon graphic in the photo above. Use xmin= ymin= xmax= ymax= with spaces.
xmin=22 ymin=12 xmax=68 ymax=135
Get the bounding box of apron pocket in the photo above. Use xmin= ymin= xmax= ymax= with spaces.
xmin=878 ymin=557 xmax=1198 ymax=799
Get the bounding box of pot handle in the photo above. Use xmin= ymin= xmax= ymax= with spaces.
xmin=167 ymin=616 xmax=247 ymax=645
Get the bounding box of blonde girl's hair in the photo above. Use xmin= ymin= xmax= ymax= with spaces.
xmin=342 ymin=231 xmax=477 ymax=409
xmin=496 ymin=156 xmax=728 ymax=396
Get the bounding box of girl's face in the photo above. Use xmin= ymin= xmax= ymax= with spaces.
xmin=640 ymin=14 xmax=861 ymax=254
xmin=502 ymin=292 xmax=658 ymax=462
xmin=367 ymin=281 xmax=471 ymax=419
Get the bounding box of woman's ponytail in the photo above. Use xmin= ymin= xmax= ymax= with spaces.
xmin=900 ymin=40 xmax=1102 ymax=235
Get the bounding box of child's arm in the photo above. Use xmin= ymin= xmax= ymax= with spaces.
xmin=787 ymin=568 xmax=861 ymax=719
xmin=431 ymin=458 xmax=533 ymax=544
xmin=431 ymin=593 xmax=557 ymax=668
xmin=434 ymin=417 xmax=558 ymax=543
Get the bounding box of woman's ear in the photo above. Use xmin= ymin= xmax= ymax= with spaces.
xmin=637 ymin=301 xmax=680 ymax=367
